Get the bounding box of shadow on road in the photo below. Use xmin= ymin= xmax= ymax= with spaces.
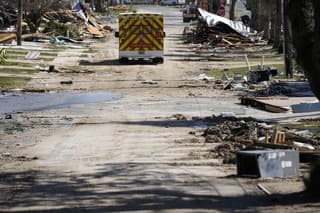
xmin=112 ymin=116 xmax=261 ymax=128
xmin=79 ymin=59 xmax=160 ymax=66
xmin=0 ymin=163 xmax=319 ymax=212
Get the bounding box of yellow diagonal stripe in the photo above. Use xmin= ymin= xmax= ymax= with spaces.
xmin=151 ymin=14 xmax=163 ymax=28
xmin=120 ymin=34 xmax=137 ymax=51
xmin=119 ymin=14 xmax=131 ymax=27
xmin=146 ymin=34 xmax=162 ymax=50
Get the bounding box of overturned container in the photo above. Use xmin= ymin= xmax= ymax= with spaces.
xmin=237 ymin=149 xmax=299 ymax=178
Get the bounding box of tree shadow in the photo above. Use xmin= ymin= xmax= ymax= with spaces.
xmin=112 ymin=116 xmax=261 ymax=128
xmin=1 ymin=162 xmax=319 ymax=212
xmin=79 ymin=59 xmax=159 ymax=66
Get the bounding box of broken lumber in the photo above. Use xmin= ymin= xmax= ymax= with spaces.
xmin=240 ymin=96 xmax=290 ymax=113
xmin=0 ymin=33 xmax=16 ymax=43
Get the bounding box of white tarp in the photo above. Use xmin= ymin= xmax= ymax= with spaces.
xmin=197 ymin=8 xmax=256 ymax=37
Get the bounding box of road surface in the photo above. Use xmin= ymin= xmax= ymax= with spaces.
xmin=0 ymin=5 xmax=317 ymax=213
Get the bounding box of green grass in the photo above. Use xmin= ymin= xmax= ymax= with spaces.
xmin=6 ymin=55 xmax=53 ymax=62
xmin=40 ymin=52 xmax=58 ymax=57
xmin=208 ymin=64 xmax=285 ymax=79
xmin=0 ymin=61 xmax=34 ymax=67
xmin=6 ymin=50 xmax=58 ymax=57
xmin=80 ymin=54 xmax=90 ymax=58
xmin=0 ymin=68 xmax=38 ymax=75
xmin=83 ymin=48 xmax=97 ymax=54
xmin=0 ymin=77 xmax=31 ymax=89
xmin=109 ymin=8 xmax=137 ymax=15
xmin=280 ymin=119 xmax=320 ymax=138
xmin=6 ymin=50 xmax=29 ymax=55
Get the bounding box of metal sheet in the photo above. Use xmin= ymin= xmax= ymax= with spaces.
xmin=197 ymin=8 xmax=256 ymax=38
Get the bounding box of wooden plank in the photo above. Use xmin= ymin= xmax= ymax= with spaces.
xmin=0 ymin=33 xmax=16 ymax=43
xmin=240 ymin=96 xmax=290 ymax=113
xmin=86 ymin=25 xmax=103 ymax=36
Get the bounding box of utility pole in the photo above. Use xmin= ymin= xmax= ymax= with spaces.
xmin=17 ymin=0 xmax=23 ymax=46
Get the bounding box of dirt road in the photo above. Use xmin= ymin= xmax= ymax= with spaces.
xmin=0 ymin=5 xmax=318 ymax=213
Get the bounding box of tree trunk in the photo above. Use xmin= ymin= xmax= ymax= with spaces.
xmin=284 ymin=0 xmax=294 ymax=78
xmin=271 ymin=0 xmax=282 ymax=50
xmin=288 ymin=0 xmax=320 ymax=100
xmin=211 ymin=0 xmax=220 ymax=13
xmin=229 ymin=0 xmax=237 ymax=20
xmin=95 ymin=0 xmax=103 ymax=12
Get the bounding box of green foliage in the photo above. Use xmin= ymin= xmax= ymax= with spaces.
xmin=0 ymin=48 xmax=7 ymax=64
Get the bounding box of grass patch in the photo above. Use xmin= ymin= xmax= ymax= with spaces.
xmin=83 ymin=48 xmax=97 ymax=54
xmin=0 ymin=76 xmax=31 ymax=89
xmin=208 ymin=64 xmax=285 ymax=79
xmin=6 ymin=50 xmax=58 ymax=57
xmin=0 ymin=68 xmax=39 ymax=75
xmin=5 ymin=50 xmax=28 ymax=55
xmin=80 ymin=54 xmax=90 ymax=58
xmin=7 ymin=55 xmax=54 ymax=62
xmin=0 ymin=61 xmax=34 ymax=67
xmin=109 ymin=8 xmax=137 ymax=16
xmin=280 ymin=119 xmax=320 ymax=138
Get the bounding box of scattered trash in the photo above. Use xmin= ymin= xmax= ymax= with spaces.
xmin=25 ymin=51 xmax=40 ymax=59
xmin=257 ymin=183 xmax=272 ymax=195
xmin=141 ymin=80 xmax=158 ymax=85
xmin=48 ymin=65 xmax=55 ymax=73
xmin=2 ymin=153 xmax=11 ymax=157
xmin=294 ymin=142 xmax=315 ymax=150
xmin=5 ymin=114 xmax=12 ymax=119
xmin=171 ymin=114 xmax=187 ymax=121
xmin=219 ymin=112 xmax=236 ymax=118
xmin=197 ymin=73 xmax=213 ymax=81
xmin=296 ymin=130 xmax=313 ymax=137
xmin=60 ymin=80 xmax=73 ymax=85
xmin=50 ymin=37 xmax=65 ymax=45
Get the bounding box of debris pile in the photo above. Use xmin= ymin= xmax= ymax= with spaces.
xmin=0 ymin=1 xmax=113 ymax=44
xmin=199 ymin=115 xmax=320 ymax=164
xmin=202 ymin=117 xmax=263 ymax=163
xmin=183 ymin=9 xmax=264 ymax=48
xmin=254 ymin=81 xmax=311 ymax=97
xmin=43 ymin=1 xmax=112 ymax=39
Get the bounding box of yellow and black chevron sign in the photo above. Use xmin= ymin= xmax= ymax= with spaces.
xmin=119 ymin=14 xmax=164 ymax=51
